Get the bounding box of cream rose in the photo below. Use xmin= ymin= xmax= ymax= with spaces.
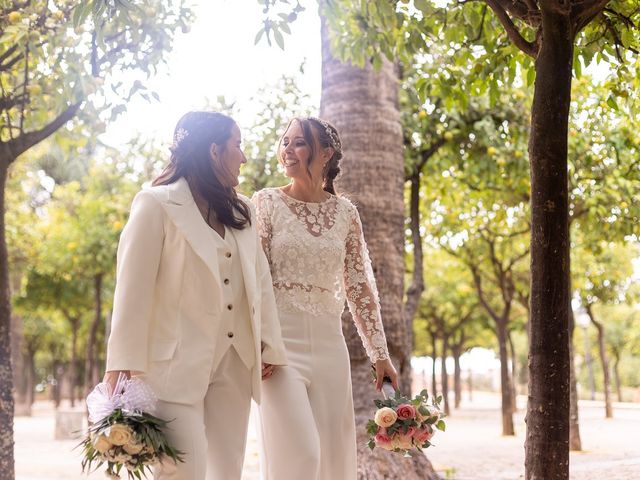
xmin=374 ymin=407 xmax=398 ymax=428
xmin=107 ymin=424 xmax=133 ymax=446
xmin=123 ymin=441 xmax=144 ymax=455
xmin=91 ymin=433 xmax=112 ymax=454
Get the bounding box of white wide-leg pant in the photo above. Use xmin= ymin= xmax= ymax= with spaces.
xmin=153 ymin=347 xmax=252 ymax=480
xmin=258 ymin=310 xmax=357 ymax=480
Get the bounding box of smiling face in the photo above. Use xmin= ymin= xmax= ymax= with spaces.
xmin=212 ymin=122 xmax=246 ymax=187
xmin=279 ymin=119 xmax=330 ymax=182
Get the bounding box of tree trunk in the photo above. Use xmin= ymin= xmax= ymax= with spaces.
xmin=497 ymin=322 xmax=515 ymax=435
xmin=26 ymin=349 xmax=36 ymax=407
xmin=0 ymin=161 xmax=15 ymax=480
xmin=587 ymin=307 xmax=613 ymax=418
xmin=452 ymin=344 xmax=462 ymax=409
xmin=467 ymin=367 xmax=473 ymax=403
xmin=85 ymin=273 xmax=103 ymax=396
xmin=568 ymin=308 xmax=582 ymax=451
xmin=68 ymin=317 xmax=80 ymax=408
xmin=11 ymin=314 xmax=29 ymax=415
xmin=508 ymin=330 xmax=518 ymax=412
xmin=430 ymin=332 xmax=438 ymax=397
xmin=525 ymin=10 xmax=572 ymax=480
xmin=440 ymin=335 xmax=450 ymax=416
xmin=404 ymin=173 xmax=424 ymax=326
xmin=613 ymin=356 xmax=622 ymax=402
xmin=320 ymin=13 xmax=440 ymax=479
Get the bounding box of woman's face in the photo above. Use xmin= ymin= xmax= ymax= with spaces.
xmin=280 ymin=120 xmax=327 ymax=181
xmin=214 ymin=123 xmax=246 ymax=187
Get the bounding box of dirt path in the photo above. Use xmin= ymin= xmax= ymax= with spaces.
xmin=14 ymin=393 xmax=640 ymax=479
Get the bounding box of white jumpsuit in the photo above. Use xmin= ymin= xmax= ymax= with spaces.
xmin=253 ymin=188 xmax=390 ymax=480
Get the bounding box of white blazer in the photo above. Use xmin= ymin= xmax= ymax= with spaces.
xmin=106 ymin=177 xmax=287 ymax=404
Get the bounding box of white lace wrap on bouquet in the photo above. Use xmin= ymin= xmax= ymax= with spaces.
xmin=86 ymin=374 xmax=158 ymax=423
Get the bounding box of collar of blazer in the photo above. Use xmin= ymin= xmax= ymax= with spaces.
xmin=149 ymin=177 xmax=257 ymax=293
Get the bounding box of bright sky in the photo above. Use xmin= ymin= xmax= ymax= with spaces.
xmin=101 ymin=0 xmax=321 ymax=150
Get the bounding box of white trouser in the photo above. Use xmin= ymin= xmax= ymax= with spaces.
xmin=258 ymin=310 xmax=357 ymax=480
xmin=153 ymin=347 xmax=252 ymax=480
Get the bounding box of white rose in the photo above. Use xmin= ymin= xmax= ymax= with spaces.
xmin=374 ymin=407 xmax=398 ymax=428
xmin=92 ymin=433 xmax=113 ymax=454
xmin=107 ymin=424 xmax=133 ymax=446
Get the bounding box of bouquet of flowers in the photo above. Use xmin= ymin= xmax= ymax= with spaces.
xmin=79 ymin=374 xmax=184 ymax=479
xmin=366 ymin=387 xmax=446 ymax=456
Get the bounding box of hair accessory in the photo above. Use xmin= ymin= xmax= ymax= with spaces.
xmin=309 ymin=116 xmax=341 ymax=152
xmin=172 ymin=128 xmax=189 ymax=150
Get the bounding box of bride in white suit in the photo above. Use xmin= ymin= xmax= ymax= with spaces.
xmin=103 ymin=111 xmax=287 ymax=480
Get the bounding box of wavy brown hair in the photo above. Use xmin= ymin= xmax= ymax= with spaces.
xmin=278 ymin=117 xmax=343 ymax=195
xmin=153 ymin=111 xmax=251 ymax=229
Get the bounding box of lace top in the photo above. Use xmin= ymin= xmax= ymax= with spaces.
xmin=252 ymin=187 xmax=389 ymax=362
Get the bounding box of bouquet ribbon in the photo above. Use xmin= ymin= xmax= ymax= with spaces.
xmin=86 ymin=373 xmax=157 ymax=423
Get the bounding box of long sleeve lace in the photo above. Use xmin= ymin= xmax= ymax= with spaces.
xmin=343 ymin=204 xmax=389 ymax=362
xmin=252 ymin=190 xmax=273 ymax=265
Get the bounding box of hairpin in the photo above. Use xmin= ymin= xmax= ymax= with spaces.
xmin=172 ymin=128 xmax=189 ymax=150
xmin=309 ymin=117 xmax=341 ymax=152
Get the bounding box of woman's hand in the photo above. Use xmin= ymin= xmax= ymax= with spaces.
xmin=102 ymin=370 xmax=131 ymax=395
xmin=262 ymin=362 xmax=275 ymax=380
xmin=374 ymin=358 xmax=399 ymax=391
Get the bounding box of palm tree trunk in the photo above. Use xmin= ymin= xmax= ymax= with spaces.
xmin=319 ymin=11 xmax=440 ymax=479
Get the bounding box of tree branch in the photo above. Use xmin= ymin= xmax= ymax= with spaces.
xmin=485 ymin=0 xmax=539 ymax=57
xmin=572 ymin=0 xmax=611 ymax=34
xmin=3 ymin=101 xmax=83 ymax=162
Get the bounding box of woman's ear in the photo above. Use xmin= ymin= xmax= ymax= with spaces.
xmin=209 ymin=143 xmax=218 ymax=160
xmin=323 ymin=146 xmax=335 ymax=159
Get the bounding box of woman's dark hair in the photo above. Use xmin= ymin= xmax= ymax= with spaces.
xmin=153 ymin=111 xmax=251 ymax=229
xmin=278 ymin=116 xmax=343 ymax=195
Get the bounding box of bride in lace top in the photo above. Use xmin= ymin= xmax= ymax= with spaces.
xmin=254 ymin=117 xmax=398 ymax=480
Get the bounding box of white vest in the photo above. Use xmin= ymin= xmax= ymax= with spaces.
xmin=210 ymin=226 xmax=255 ymax=371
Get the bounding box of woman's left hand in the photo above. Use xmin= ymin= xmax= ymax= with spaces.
xmin=374 ymin=358 xmax=399 ymax=391
xmin=262 ymin=362 xmax=275 ymax=380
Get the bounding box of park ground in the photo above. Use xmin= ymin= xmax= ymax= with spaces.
xmin=15 ymin=392 xmax=640 ymax=480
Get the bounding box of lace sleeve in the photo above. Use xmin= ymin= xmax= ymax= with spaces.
xmin=252 ymin=189 xmax=273 ymax=265
xmin=343 ymin=202 xmax=389 ymax=362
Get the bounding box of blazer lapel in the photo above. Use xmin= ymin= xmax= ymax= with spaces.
xmin=158 ymin=178 xmax=221 ymax=289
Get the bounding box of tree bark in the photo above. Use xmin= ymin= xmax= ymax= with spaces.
xmin=497 ymin=322 xmax=515 ymax=435
xmin=84 ymin=273 xmax=103 ymax=396
xmin=440 ymin=335 xmax=450 ymax=416
xmin=613 ymin=355 xmax=622 ymax=402
xmin=568 ymin=308 xmax=582 ymax=451
xmin=587 ymin=306 xmax=613 ymax=418
xmin=320 ymin=12 xmax=440 ymax=479
xmin=430 ymin=332 xmax=438 ymax=398
xmin=452 ymin=344 xmax=462 ymax=409
xmin=525 ymin=9 xmax=573 ymax=480
xmin=508 ymin=330 xmax=518 ymax=412
xmin=0 ymin=160 xmax=15 ymax=480
xmin=67 ymin=316 xmax=80 ymax=408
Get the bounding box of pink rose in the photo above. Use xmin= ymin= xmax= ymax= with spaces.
xmin=374 ymin=428 xmax=394 ymax=451
xmin=396 ymin=404 xmax=417 ymax=420
xmin=414 ymin=425 xmax=434 ymax=445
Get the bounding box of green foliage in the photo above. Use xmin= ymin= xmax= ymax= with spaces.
xmin=1 ymin=0 xmax=194 ymax=156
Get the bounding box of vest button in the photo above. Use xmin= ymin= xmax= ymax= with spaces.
xmin=227 ymin=331 xmax=234 ymax=338
xmin=227 ymin=304 xmax=233 ymax=310
xmin=224 ymin=278 xmax=230 ymax=285
xmin=225 ymin=252 xmax=232 ymax=258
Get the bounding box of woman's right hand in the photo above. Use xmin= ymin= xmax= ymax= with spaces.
xmin=102 ymin=370 xmax=131 ymax=396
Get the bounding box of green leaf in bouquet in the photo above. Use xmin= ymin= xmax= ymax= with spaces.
xmin=418 ymin=405 xmax=429 ymax=416
xmin=367 ymin=439 xmax=376 ymax=450
xmin=374 ymin=399 xmax=384 ymax=408
xmin=420 ymin=389 xmax=429 ymax=400
xmin=436 ymin=419 xmax=446 ymax=431
xmin=366 ymin=420 xmax=379 ymax=435
xmin=435 ymin=395 xmax=443 ymax=405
